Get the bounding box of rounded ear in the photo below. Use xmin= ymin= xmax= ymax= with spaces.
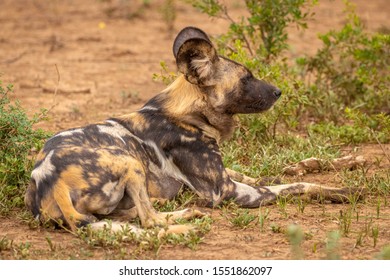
xmin=173 ymin=27 xmax=218 ymax=85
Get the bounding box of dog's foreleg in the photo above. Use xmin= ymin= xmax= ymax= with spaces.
xmin=154 ymin=208 xmax=206 ymax=224
xmin=226 ymin=180 xmax=363 ymax=208
xmin=226 ymin=180 xmax=276 ymax=207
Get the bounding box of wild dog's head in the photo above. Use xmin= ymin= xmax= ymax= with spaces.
xmin=173 ymin=26 xmax=281 ymax=115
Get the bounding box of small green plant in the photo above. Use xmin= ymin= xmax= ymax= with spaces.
xmin=14 ymin=242 xmax=31 ymax=260
xmin=45 ymin=235 xmax=56 ymax=252
xmin=0 ymin=236 xmax=33 ymax=259
xmin=152 ymin=61 xmax=177 ymax=85
xmin=153 ymin=187 xmax=197 ymax=212
xmin=166 ymin=229 xmax=202 ymax=250
xmin=0 ymin=80 xmax=49 ymax=216
xmin=338 ymin=208 xmax=353 ymax=237
xmin=376 ymin=198 xmax=381 ymax=219
xmin=286 ymin=224 xmax=304 ymax=259
xmin=293 ymin=196 xmax=307 ymax=214
xmin=371 ymin=225 xmax=379 ymax=248
xmin=270 ymin=223 xmax=284 ymax=234
xmin=0 ymin=236 xmax=13 ymax=252
xmin=276 ymin=195 xmax=289 ymax=218
xmin=312 ymin=242 xmax=318 ymax=254
xmin=354 ymin=231 xmax=364 ymax=248
xmin=224 ymin=208 xmax=256 ymax=229
xmin=258 ymin=207 xmax=270 ymax=232
xmin=191 ymin=215 xmax=213 ymax=235
xmin=376 ymin=245 xmax=390 ymax=260
xmin=325 ymin=231 xmax=341 ymax=260
xmin=153 ymin=198 xmax=179 ymax=212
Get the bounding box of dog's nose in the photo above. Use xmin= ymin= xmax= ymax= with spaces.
xmin=273 ymin=89 xmax=282 ymax=98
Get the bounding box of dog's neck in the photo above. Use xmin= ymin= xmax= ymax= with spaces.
xmin=159 ymin=75 xmax=235 ymax=143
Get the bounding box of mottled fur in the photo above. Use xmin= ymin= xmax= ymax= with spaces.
xmin=25 ymin=27 xmax=352 ymax=234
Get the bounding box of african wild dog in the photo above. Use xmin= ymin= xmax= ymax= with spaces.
xmin=25 ymin=27 xmax=353 ymax=234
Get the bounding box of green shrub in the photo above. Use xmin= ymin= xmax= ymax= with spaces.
xmin=0 ymin=80 xmax=49 ymax=214
xmin=297 ymin=2 xmax=390 ymax=121
xmin=185 ymin=0 xmax=317 ymax=61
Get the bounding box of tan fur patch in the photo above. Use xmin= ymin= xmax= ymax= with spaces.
xmin=161 ymin=75 xmax=206 ymax=117
xmin=176 ymin=122 xmax=199 ymax=133
xmin=121 ymin=112 xmax=149 ymax=131
xmin=52 ymin=165 xmax=91 ymax=229
xmin=97 ymin=150 xmax=131 ymax=175
xmin=147 ymin=180 xmax=163 ymax=199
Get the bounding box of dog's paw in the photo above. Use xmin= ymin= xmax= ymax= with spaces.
xmin=181 ymin=208 xmax=209 ymax=219
xmin=327 ymin=186 xmax=367 ymax=203
xmin=157 ymin=224 xmax=196 ymax=239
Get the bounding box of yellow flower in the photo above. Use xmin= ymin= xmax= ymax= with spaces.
xmin=98 ymin=22 xmax=106 ymax=29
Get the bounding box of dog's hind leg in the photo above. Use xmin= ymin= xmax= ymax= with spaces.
xmin=121 ymin=159 xmax=205 ymax=229
xmin=121 ymin=162 xmax=161 ymax=228
xmin=51 ymin=179 xmax=98 ymax=231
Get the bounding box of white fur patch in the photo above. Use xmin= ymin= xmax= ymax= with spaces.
xmin=101 ymin=180 xmax=119 ymax=197
xmin=138 ymin=105 xmax=158 ymax=112
xmin=191 ymin=57 xmax=212 ymax=79
xmin=180 ymin=135 xmax=196 ymax=143
xmin=104 ymin=120 xmax=144 ymax=144
xmin=31 ymin=150 xmax=56 ymax=185
xmin=53 ymin=128 xmax=84 ymax=138
xmin=144 ymin=140 xmax=195 ymax=191
xmin=97 ymin=122 xmax=126 ymax=144
xmin=232 ymin=180 xmax=261 ymax=204
xmin=98 ymin=120 xmax=143 ymax=145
